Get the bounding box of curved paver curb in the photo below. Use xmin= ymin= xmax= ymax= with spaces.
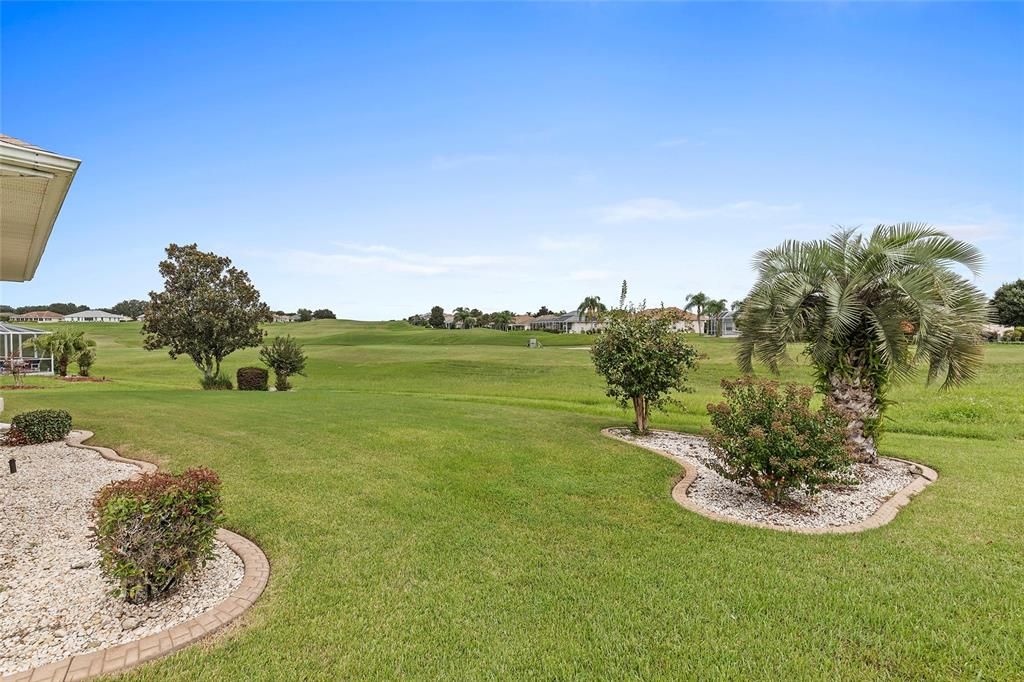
xmin=2 ymin=431 xmax=270 ymax=682
xmin=602 ymin=427 xmax=938 ymax=535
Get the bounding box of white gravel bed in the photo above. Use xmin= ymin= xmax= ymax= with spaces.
xmin=612 ymin=429 xmax=918 ymax=529
xmin=0 ymin=437 xmax=243 ymax=676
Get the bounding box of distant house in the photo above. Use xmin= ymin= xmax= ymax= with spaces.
xmin=530 ymin=312 xmax=589 ymax=333
xmin=10 ymin=310 xmax=64 ymax=323
xmin=442 ymin=313 xmax=457 ymax=329
xmin=506 ymin=314 xmax=534 ymax=331
xmin=273 ymin=313 xmax=298 ymax=323
xmin=644 ymin=307 xmax=700 ymax=333
xmin=62 ymin=309 xmax=129 ymax=323
xmin=704 ymin=311 xmax=739 ymax=337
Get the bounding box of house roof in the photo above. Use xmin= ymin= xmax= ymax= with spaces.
xmin=511 ymin=315 xmax=534 ymax=324
xmin=0 ymin=322 xmax=51 ymax=335
xmin=11 ymin=310 xmax=64 ymax=318
xmin=1 ymin=135 xmax=81 ymax=282
xmin=64 ymin=309 xmax=126 ymax=318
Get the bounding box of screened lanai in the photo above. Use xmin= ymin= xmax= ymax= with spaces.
xmin=0 ymin=323 xmax=54 ymax=375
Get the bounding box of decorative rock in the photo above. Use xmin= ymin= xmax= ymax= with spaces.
xmin=609 ymin=428 xmax=919 ymax=530
xmin=0 ymin=439 xmax=244 ymax=677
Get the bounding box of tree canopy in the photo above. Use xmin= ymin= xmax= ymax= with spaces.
xmin=991 ymin=279 xmax=1024 ymax=327
xmin=110 ymin=299 xmax=148 ymax=320
xmin=591 ymin=297 xmax=699 ymax=433
xmin=142 ymin=243 xmax=271 ymax=384
xmin=737 ymin=224 xmax=989 ymax=462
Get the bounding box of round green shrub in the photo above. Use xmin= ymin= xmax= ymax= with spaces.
xmin=705 ymin=377 xmax=851 ymax=504
xmin=237 ymin=366 xmax=269 ymax=391
xmin=10 ymin=409 xmax=73 ymax=444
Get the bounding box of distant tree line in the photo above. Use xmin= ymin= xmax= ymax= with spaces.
xmin=0 ymin=303 xmax=91 ymax=315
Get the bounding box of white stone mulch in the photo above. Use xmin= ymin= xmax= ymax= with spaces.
xmin=0 ymin=438 xmax=243 ymax=676
xmin=612 ymin=428 xmax=918 ymax=529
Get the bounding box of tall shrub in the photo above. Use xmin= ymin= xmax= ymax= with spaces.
xmin=591 ymin=290 xmax=698 ymax=433
xmin=260 ymin=335 xmax=307 ymax=391
xmin=93 ymin=468 xmax=222 ymax=603
xmin=706 ymin=378 xmax=851 ymax=504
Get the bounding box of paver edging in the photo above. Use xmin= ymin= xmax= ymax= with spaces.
xmin=602 ymin=427 xmax=938 ymax=535
xmin=2 ymin=431 xmax=270 ymax=682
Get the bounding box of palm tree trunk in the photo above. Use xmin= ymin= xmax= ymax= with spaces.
xmin=827 ymin=373 xmax=879 ymax=464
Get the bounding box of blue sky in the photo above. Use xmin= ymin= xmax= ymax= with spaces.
xmin=2 ymin=2 xmax=1021 ymax=319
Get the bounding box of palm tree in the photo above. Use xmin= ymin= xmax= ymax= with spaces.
xmin=684 ymin=292 xmax=710 ymax=334
xmin=27 ymin=329 xmax=96 ymax=377
xmin=738 ymin=224 xmax=989 ymax=463
xmin=452 ymin=307 xmax=476 ymax=329
xmin=704 ymin=298 xmax=728 ymax=336
xmin=491 ymin=311 xmax=514 ymax=330
xmin=577 ymin=295 xmax=607 ymax=323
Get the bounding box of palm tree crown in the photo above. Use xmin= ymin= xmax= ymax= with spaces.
xmin=577 ymin=295 xmax=607 ymax=322
xmin=738 ymin=224 xmax=989 ymax=461
xmin=684 ymin=292 xmax=710 ymax=334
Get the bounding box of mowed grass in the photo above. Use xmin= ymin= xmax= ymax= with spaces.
xmin=3 ymin=321 xmax=1022 ymax=680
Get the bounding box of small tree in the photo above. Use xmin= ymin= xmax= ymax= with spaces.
xmin=312 ymin=308 xmax=336 ymax=320
xmin=577 ymin=296 xmax=607 ymax=323
xmin=739 ymin=225 xmax=989 ymax=463
xmin=684 ymin=292 xmax=710 ymax=335
xmin=110 ymin=299 xmax=147 ymax=320
xmin=28 ymin=329 xmax=94 ymax=377
xmin=428 ymin=306 xmax=446 ymax=328
xmin=260 ymin=335 xmax=308 ymax=391
xmin=143 ymin=244 xmax=271 ymax=387
xmin=296 ymin=308 xmax=313 ymax=322
xmin=77 ymin=347 xmax=97 ymax=376
xmin=591 ymin=300 xmax=699 ymax=434
xmin=991 ymin=280 xmax=1024 ymax=327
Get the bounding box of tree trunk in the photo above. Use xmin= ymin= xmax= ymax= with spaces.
xmin=632 ymin=395 xmax=648 ymax=433
xmin=828 ymin=373 xmax=879 ymax=464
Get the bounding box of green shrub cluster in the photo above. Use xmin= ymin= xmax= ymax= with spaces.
xmin=199 ymin=374 xmax=233 ymax=390
xmin=93 ymin=468 xmax=223 ymax=603
xmin=236 ymin=366 xmax=269 ymax=391
xmin=705 ymin=377 xmax=852 ymax=504
xmin=10 ymin=409 xmax=73 ymax=444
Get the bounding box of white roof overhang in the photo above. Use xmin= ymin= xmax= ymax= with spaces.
xmin=0 ymin=138 xmax=81 ymax=282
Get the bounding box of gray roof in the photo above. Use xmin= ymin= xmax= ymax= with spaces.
xmin=0 ymin=322 xmax=51 ymax=335
xmin=64 ymin=309 xmax=126 ymax=318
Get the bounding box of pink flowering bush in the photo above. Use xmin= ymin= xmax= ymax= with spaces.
xmin=705 ymin=377 xmax=852 ymax=504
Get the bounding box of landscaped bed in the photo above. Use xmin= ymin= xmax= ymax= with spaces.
xmin=608 ymin=428 xmax=929 ymax=530
xmin=0 ymin=437 xmax=243 ymax=677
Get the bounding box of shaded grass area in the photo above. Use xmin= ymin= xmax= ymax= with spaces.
xmin=2 ymin=320 xmax=1022 ymax=679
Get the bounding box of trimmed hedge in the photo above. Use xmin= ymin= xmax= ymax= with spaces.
xmin=93 ymin=468 xmax=223 ymax=603
xmin=237 ymin=366 xmax=269 ymax=391
xmin=10 ymin=409 xmax=73 ymax=444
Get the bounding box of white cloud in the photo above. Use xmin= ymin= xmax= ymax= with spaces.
xmin=595 ymin=198 xmax=801 ymax=224
xmin=933 ymin=222 xmax=1007 ymax=242
xmin=280 ymin=243 xmax=518 ymax=276
xmin=430 ymin=154 xmax=503 ymax=171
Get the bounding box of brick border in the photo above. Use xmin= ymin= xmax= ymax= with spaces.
xmin=602 ymin=427 xmax=938 ymax=535
xmin=2 ymin=431 xmax=270 ymax=682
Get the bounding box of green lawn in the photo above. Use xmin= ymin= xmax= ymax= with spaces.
xmin=3 ymin=321 xmax=1022 ymax=680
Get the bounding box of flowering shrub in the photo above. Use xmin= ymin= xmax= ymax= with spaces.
xmin=10 ymin=409 xmax=72 ymax=444
xmin=705 ymin=377 xmax=851 ymax=504
xmin=93 ymin=468 xmax=223 ymax=603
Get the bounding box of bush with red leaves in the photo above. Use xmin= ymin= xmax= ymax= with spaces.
xmin=93 ymin=467 xmax=223 ymax=603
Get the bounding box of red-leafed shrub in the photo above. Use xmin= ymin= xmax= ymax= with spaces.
xmin=236 ymin=366 xmax=269 ymax=391
xmin=705 ymin=377 xmax=852 ymax=504
xmin=2 ymin=426 xmax=31 ymax=446
xmin=93 ymin=468 xmax=223 ymax=603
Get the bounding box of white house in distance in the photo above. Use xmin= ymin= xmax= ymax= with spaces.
xmin=63 ymin=309 xmax=130 ymax=323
